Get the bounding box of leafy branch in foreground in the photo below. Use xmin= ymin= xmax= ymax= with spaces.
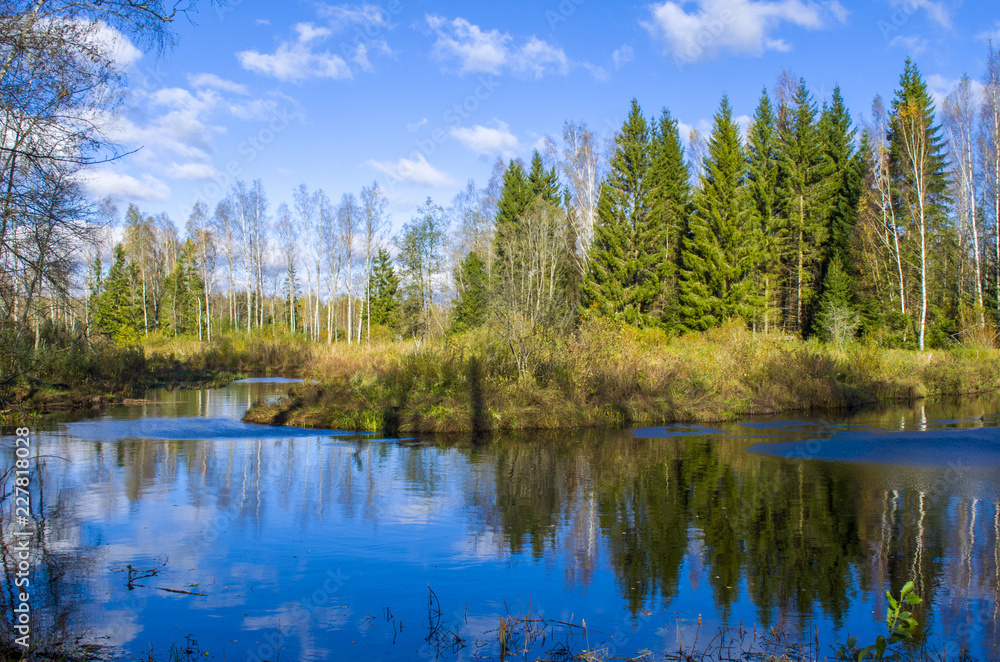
xmin=837 ymin=580 xmax=922 ymax=661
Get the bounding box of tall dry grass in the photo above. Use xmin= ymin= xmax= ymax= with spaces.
xmin=243 ymin=319 xmax=1000 ymax=434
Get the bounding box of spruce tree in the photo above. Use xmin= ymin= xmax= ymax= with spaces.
xmin=818 ymin=86 xmax=863 ymax=267
xmin=368 ymin=248 xmax=401 ymax=330
xmin=678 ymin=95 xmax=760 ymax=330
xmin=813 ymin=255 xmax=858 ymax=344
xmin=161 ymin=239 xmax=203 ymax=336
xmin=527 ymin=150 xmax=560 ymax=206
xmin=94 ymin=244 xmax=143 ymax=346
xmin=746 ymin=88 xmax=783 ymax=332
xmin=582 ymin=98 xmax=666 ymax=327
xmin=777 ymin=78 xmax=827 ymax=334
xmin=494 ymin=160 xmax=532 ymax=263
xmin=451 ymin=251 xmax=488 ymax=334
xmin=648 ymin=107 xmax=691 ymax=331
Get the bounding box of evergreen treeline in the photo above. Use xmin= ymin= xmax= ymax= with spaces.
xmin=11 ymin=55 xmax=1000 ymax=369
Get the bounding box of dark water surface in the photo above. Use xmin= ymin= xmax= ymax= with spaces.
xmin=2 ymin=381 xmax=999 ymax=660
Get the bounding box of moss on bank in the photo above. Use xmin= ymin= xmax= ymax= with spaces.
xmin=242 ymin=320 xmax=1000 ymax=434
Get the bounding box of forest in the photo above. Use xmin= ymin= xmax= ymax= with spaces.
xmin=18 ymin=59 xmax=1000 ymax=348
xmin=3 ymin=0 xmax=1000 ymax=425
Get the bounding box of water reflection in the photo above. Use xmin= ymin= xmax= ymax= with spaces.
xmin=0 ymin=388 xmax=997 ymax=660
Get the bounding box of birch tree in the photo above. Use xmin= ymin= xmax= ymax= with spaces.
xmin=890 ymin=60 xmax=950 ymax=351
xmin=293 ymin=184 xmax=318 ymax=339
xmin=983 ymin=42 xmax=1000 ymax=327
xmin=866 ymin=96 xmax=907 ymax=320
xmin=561 ymin=121 xmax=602 ymax=277
xmin=359 ymin=181 xmax=388 ymax=341
xmin=185 ymin=201 xmax=215 ymax=341
xmin=337 ymin=193 xmax=360 ymax=344
xmin=944 ymin=75 xmax=985 ymax=326
xmin=275 ymin=202 xmax=297 ymax=332
xmin=211 ymin=198 xmax=240 ymax=330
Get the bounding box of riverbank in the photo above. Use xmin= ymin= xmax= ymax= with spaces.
xmin=242 ymin=320 xmax=1000 ymax=434
xmin=0 ymin=334 xmax=245 ymax=426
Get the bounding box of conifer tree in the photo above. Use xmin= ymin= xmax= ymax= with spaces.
xmin=747 ymin=88 xmax=783 ymax=332
xmin=777 ymin=79 xmax=827 ymax=334
xmin=813 ymin=255 xmax=859 ymax=344
xmin=368 ymin=248 xmax=401 ymax=330
xmin=161 ymin=239 xmax=203 ymax=336
xmin=527 ymin=150 xmax=561 ymax=206
xmin=93 ymin=244 xmax=143 ymax=346
xmin=678 ymin=96 xmax=761 ymax=330
xmin=648 ymin=107 xmax=691 ymax=331
xmin=494 ymin=160 xmax=532 ymax=263
xmin=818 ymin=86 xmax=864 ymax=267
xmin=582 ymin=98 xmax=666 ymax=327
xmin=451 ymin=251 xmax=488 ymax=334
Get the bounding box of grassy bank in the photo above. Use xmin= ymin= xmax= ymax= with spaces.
xmin=0 ymin=331 xmax=254 ymax=426
xmin=242 ymin=319 xmax=1000 ymax=434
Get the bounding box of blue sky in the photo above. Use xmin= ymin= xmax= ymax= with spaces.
xmin=83 ymin=0 xmax=1000 ymax=234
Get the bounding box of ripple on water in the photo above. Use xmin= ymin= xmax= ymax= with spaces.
xmin=63 ymin=417 xmax=366 ymax=441
xmin=747 ymin=426 xmax=1000 ymax=468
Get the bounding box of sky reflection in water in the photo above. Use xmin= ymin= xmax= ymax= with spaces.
xmin=3 ymin=384 xmax=999 ymax=661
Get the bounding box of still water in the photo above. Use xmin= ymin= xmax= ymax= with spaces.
xmin=2 ymin=380 xmax=999 ymax=660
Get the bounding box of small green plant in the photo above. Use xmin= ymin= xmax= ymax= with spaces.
xmin=837 ymin=581 xmax=922 ymax=661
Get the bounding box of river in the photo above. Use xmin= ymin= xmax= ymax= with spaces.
xmin=2 ymin=379 xmax=998 ymax=660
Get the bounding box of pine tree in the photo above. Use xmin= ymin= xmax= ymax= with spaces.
xmin=746 ymin=88 xmax=783 ymax=332
xmin=777 ymin=78 xmax=827 ymax=334
xmin=582 ymin=98 xmax=666 ymax=327
xmin=368 ymin=248 xmax=401 ymax=330
xmin=678 ymin=95 xmax=761 ymax=330
xmin=451 ymin=251 xmax=488 ymax=334
xmin=648 ymin=107 xmax=691 ymax=331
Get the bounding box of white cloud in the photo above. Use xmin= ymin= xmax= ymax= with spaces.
xmin=321 ymin=3 xmax=390 ymax=29
xmin=79 ymin=170 xmax=170 ymax=201
xmin=66 ymin=19 xmax=142 ymax=68
xmin=365 ymin=154 xmax=453 ymax=186
xmin=407 ymin=118 xmax=429 ymax=132
xmin=512 ymin=37 xmax=570 ymax=78
xmin=613 ymin=45 xmax=634 ymax=69
xmin=427 ymin=15 xmax=570 ymax=78
xmin=976 ymin=21 xmax=1000 ymax=42
xmin=888 ymin=0 xmax=951 ymax=29
xmin=583 ymin=63 xmax=610 ymax=82
xmin=295 ymin=22 xmax=332 ymax=43
xmin=238 ymin=23 xmax=352 ymax=82
xmin=889 ymin=34 xmax=928 ymax=55
xmin=351 ymin=39 xmax=392 ymax=72
xmin=427 ymin=15 xmax=510 ymax=74
xmin=256 ymin=18 xmax=271 ymax=26
xmin=735 ymin=114 xmax=753 ymax=137
xmin=643 ymin=0 xmax=842 ymax=63
xmin=163 ymin=162 xmax=219 ymax=179
xmin=188 ymin=73 xmax=249 ymax=96
xmin=826 ymin=0 xmax=849 ymax=24
xmin=450 ymin=120 xmax=520 ymax=155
